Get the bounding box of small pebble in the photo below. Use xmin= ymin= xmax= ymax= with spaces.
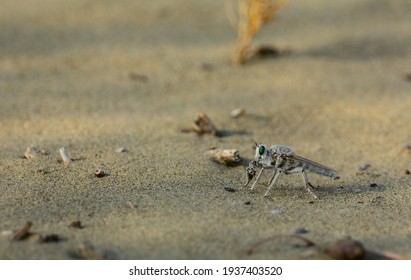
xmin=230 ymin=107 xmax=246 ymax=118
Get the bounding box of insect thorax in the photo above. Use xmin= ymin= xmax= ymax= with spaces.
xmin=271 ymin=145 xmax=294 ymax=156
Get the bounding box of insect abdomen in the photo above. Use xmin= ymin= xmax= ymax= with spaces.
xmin=304 ymin=163 xmax=339 ymax=179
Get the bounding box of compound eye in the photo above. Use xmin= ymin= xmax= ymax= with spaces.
xmin=258 ymin=145 xmax=265 ymax=155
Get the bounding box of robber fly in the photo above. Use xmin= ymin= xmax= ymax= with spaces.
xmin=243 ymin=143 xmax=340 ymax=198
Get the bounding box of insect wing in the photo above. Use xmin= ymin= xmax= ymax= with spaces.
xmin=289 ymin=154 xmax=337 ymax=173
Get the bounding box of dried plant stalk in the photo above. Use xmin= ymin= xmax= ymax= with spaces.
xmin=232 ymin=0 xmax=289 ymax=64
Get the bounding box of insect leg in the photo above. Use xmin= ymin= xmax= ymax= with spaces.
xmin=268 ymin=168 xmax=278 ymax=185
xmin=300 ymin=170 xmax=318 ymax=199
xmin=283 ymin=166 xmax=318 ymax=198
xmin=264 ymin=170 xmax=281 ymax=197
xmin=249 ymin=167 xmax=265 ymax=190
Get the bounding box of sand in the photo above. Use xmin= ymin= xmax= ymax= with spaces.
xmin=0 ymin=0 xmax=410 ymax=259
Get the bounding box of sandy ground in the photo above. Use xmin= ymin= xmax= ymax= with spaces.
xmin=0 ymin=0 xmax=410 ymax=259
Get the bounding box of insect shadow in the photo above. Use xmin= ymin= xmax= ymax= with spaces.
xmin=325 ymin=183 xmax=387 ymax=195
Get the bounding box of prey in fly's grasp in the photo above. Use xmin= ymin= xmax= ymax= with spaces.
xmin=244 ymin=143 xmax=340 ymax=199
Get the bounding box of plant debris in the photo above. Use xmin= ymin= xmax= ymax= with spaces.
xmin=208 ymin=147 xmax=241 ymax=165
xmin=13 ymin=221 xmax=33 ymax=241
xmin=23 ymin=146 xmax=47 ymax=160
xmin=12 ymin=221 xmax=63 ymax=243
xmin=230 ymin=0 xmax=289 ymax=64
xmin=246 ymin=233 xmax=405 ymax=260
xmin=224 ymin=187 xmax=236 ymax=192
xmin=191 ymin=113 xmax=218 ymax=135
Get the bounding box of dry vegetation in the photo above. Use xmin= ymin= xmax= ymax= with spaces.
xmin=227 ymin=0 xmax=289 ymax=64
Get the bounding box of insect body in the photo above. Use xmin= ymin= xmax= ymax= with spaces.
xmin=244 ymin=143 xmax=339 ymax=198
